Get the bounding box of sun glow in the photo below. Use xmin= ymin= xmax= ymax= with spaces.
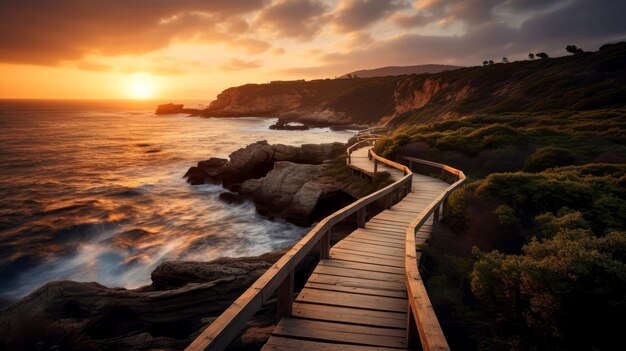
xmin=128 ymin=75 xmax=155 ymax=99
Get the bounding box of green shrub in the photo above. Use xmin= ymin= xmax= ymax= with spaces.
xmin=523 ymin=146 xmax=578 ymax=172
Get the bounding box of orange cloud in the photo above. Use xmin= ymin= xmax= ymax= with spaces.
xmin=220 ymin=58 xmax=261 ymax=71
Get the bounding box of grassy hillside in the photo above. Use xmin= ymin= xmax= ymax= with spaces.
xmin=340 ymin=64 xmax=461 ymax=78
xmin=370 ymin=43 xmax=626 ymax=351
xmin=374 ymin=108 xmax=626 ymax=177
xmin=204 ymin=43 xmax=626 ymax=126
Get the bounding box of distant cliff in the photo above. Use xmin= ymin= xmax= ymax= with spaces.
xmin=196 ymin=43 xmax=626 ymax=126
xmin=340 ymin=64 xmax=462 ymax=78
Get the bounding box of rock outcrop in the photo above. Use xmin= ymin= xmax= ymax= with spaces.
xmin=184 ymin=141 xmax=344 ymax=189
xmin=184 ymin=141 xmax=352 ymax=225
xmin=155 ymin=103 xmax=201 ymax=115
xmin=239 ymin=162 xmax=332 ymax=225
xmin=0 ymin=250 xmax=291 ymax=351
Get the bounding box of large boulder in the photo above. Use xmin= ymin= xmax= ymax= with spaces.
xmin=220 ymin=141 xmax=276 ymax=188
xmin=0 ymin=250 xmax=288 ymax=351
xmin=184 ymin=141 xmax=345 ymax=190
xmin=240 ymin=162 xmax=334 ymax=225
xmin=155 ymin=103 xmax=184 ymax=114
xmin=218 ymin=192 xmax=246 ymax=205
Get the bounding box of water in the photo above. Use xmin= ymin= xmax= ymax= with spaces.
xmin=0 ymin=99 xmax=354 ymax=299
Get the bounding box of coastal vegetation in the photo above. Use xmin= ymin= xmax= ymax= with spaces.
xmin=196 ymin=43 xmax=626 ymax=128
xmin=421 ymin=164 xmax=625 ymax=350
xmin=369 ymin=45 xmax=626 ymax=350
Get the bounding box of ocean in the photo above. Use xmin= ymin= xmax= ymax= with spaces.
xmin=0 ymin=99 xmax=353 ymax=299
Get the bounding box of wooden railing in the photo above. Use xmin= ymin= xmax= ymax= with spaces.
xmin=185 ymin=144 xmax=465 ymax=351
xmin=399 ymin=156 xmax=466 ymax=351
xmin=187 ymin=145 xmax=413 ymax=351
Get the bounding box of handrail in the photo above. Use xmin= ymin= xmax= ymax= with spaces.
xmin=369 ymin=149 xmax=410 ymax=175
xmin=187 ymin=145 xmax=413 ymax=351
xmin=400 ymin=155 xmax=466 ymax=351
xmin=346 ymin=138 xmax=377 ymax=164
xmin=400 ymin=156 xmax=466 ymax=180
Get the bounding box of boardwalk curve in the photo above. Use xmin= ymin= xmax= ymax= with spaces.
xmin=187 ymin=139 xmax=465 ymax=351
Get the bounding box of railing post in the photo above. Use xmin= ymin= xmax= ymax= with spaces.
xmin=277 ymin=271 xmax=294 ymax=318
xmin=433 ymin=203 xmax=440 ymax=224
xmin=406 ymin=305 xmax=419 ymax=349
xmin=374 ymin=159 xmax=378 ymax=173
xmin=442 ymin=195 xmax=449 ymax=220
xmin=357 ymin=207 xmax=367 ymax=228
xmin=320 ymin=229 xmax=331 ymax=259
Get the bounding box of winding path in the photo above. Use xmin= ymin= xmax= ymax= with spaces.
xmin=261 ymin=147 xmax=449 ymax=350
xmin=187 ymin=141 xmax=465 ymax=351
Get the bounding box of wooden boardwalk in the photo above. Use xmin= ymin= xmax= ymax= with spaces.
xmin=261 ymin=147 xmax=449 ymax=350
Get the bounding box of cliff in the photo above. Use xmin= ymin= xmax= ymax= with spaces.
xmin=340 ymin=64 xmax=462 ymax=78
xmin=197 ymin=42 xmax=626 ymax=126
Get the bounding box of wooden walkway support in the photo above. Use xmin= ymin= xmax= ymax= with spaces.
xmin=187 ymin=140 xmax=465 ymax=351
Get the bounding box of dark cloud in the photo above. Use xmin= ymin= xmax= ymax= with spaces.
xmin=333 ymin=0 xmax=410 ymax=32
xmin=391 ymin=12 xmax=434 ymax=29
xmin=392 ymin=0 xmax=566 ymax=28
xmin=1 ymin=0 xmax=624 ymax=76
xmin=500 ymin=0 xmax=564 ymax=12
xmin=255 ymin=0 xmax=329 ymax=40
xmin=220 ymin=58 xmax=261 ymax=71
xmin=0 ymin=0 xmax=269 ymax=65
xmin=325 ymin=0 xmax=626 ymax=69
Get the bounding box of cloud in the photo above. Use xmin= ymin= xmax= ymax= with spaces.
xmin=220 ymin=58 xmax=262 ymax=71
xmin=74 ymin=61 xmax=113 ymax=72
xmin=326 ymin=0 xmax=626 ymax=69
xmin=333 ymin=0 xmax=410 ymax=33
xmin=122 ymin=66 xmax=188 ymax=76
xmin=272 ymin=47 xmax=286 ymax=55
xmin=255 ymin=0 xmax=329 ymax=40
xmin=0 ymin=0 xmax=269 ymax=65
xmin=232 ymin=38 xmax=272 ymax=54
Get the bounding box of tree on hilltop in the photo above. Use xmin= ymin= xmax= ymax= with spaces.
xmin=528 ymin=53 xmax=535 ymax=60
xmin=566 ymin=45 xmax=584 ymax=54
xmin=536 ymin=52 xmax=549 ymax=59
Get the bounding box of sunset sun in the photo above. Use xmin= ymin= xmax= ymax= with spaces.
xmin=128 ymin=76 xmax=154 ymax=99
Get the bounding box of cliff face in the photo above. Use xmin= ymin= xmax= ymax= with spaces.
xmin=201 ymin=43 xmax=626 ymax=126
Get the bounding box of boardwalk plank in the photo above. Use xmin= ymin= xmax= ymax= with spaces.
xmin=257 ymin=146 xmax=453 ymax=351
xmin=263 ymin=336 xmax=408 ymax=351
xmin=271 ymin=318 xmax=407 ymax=348
xmin=308 ymin=273 xmax=406 ymax=291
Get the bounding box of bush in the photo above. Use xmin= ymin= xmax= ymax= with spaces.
xmin=471 ymin=225 xmax=626 ymax=350
xmin=523 ymin=147 xmax=578 ymax=172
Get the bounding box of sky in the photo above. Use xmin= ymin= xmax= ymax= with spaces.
xmin=1 ymin=0 xmax=625 ymax=100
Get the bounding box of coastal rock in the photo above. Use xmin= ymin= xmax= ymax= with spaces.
xmin=155 ymin=103 xmax=184 ymax=114
xmin=198 ymin=157 xmax=228 ymax=172
xmin=288 ymin=182 xmax=324 ymax=224
xmin=220 ymin=141 xmax=275 ymax=188
xmin=218 ymin=192 xmax=246 ymax=205
xmin=239 ymin=162 xmax=330 ymax=225
xmin=184 ymin=141 xmax=345 ymax=189
xmin=183 ymin=166 xmax=206 ymax=185
xmin=0 ymin=250 xmax=289 ymax=351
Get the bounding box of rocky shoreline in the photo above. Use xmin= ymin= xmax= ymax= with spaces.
xmin=155 ymin=103 xmax=370 ymax=131
xmin=0 ymin=139 xmax=367 ymax=351
xmin=184 ymin=140 xmax=358 ymax=226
